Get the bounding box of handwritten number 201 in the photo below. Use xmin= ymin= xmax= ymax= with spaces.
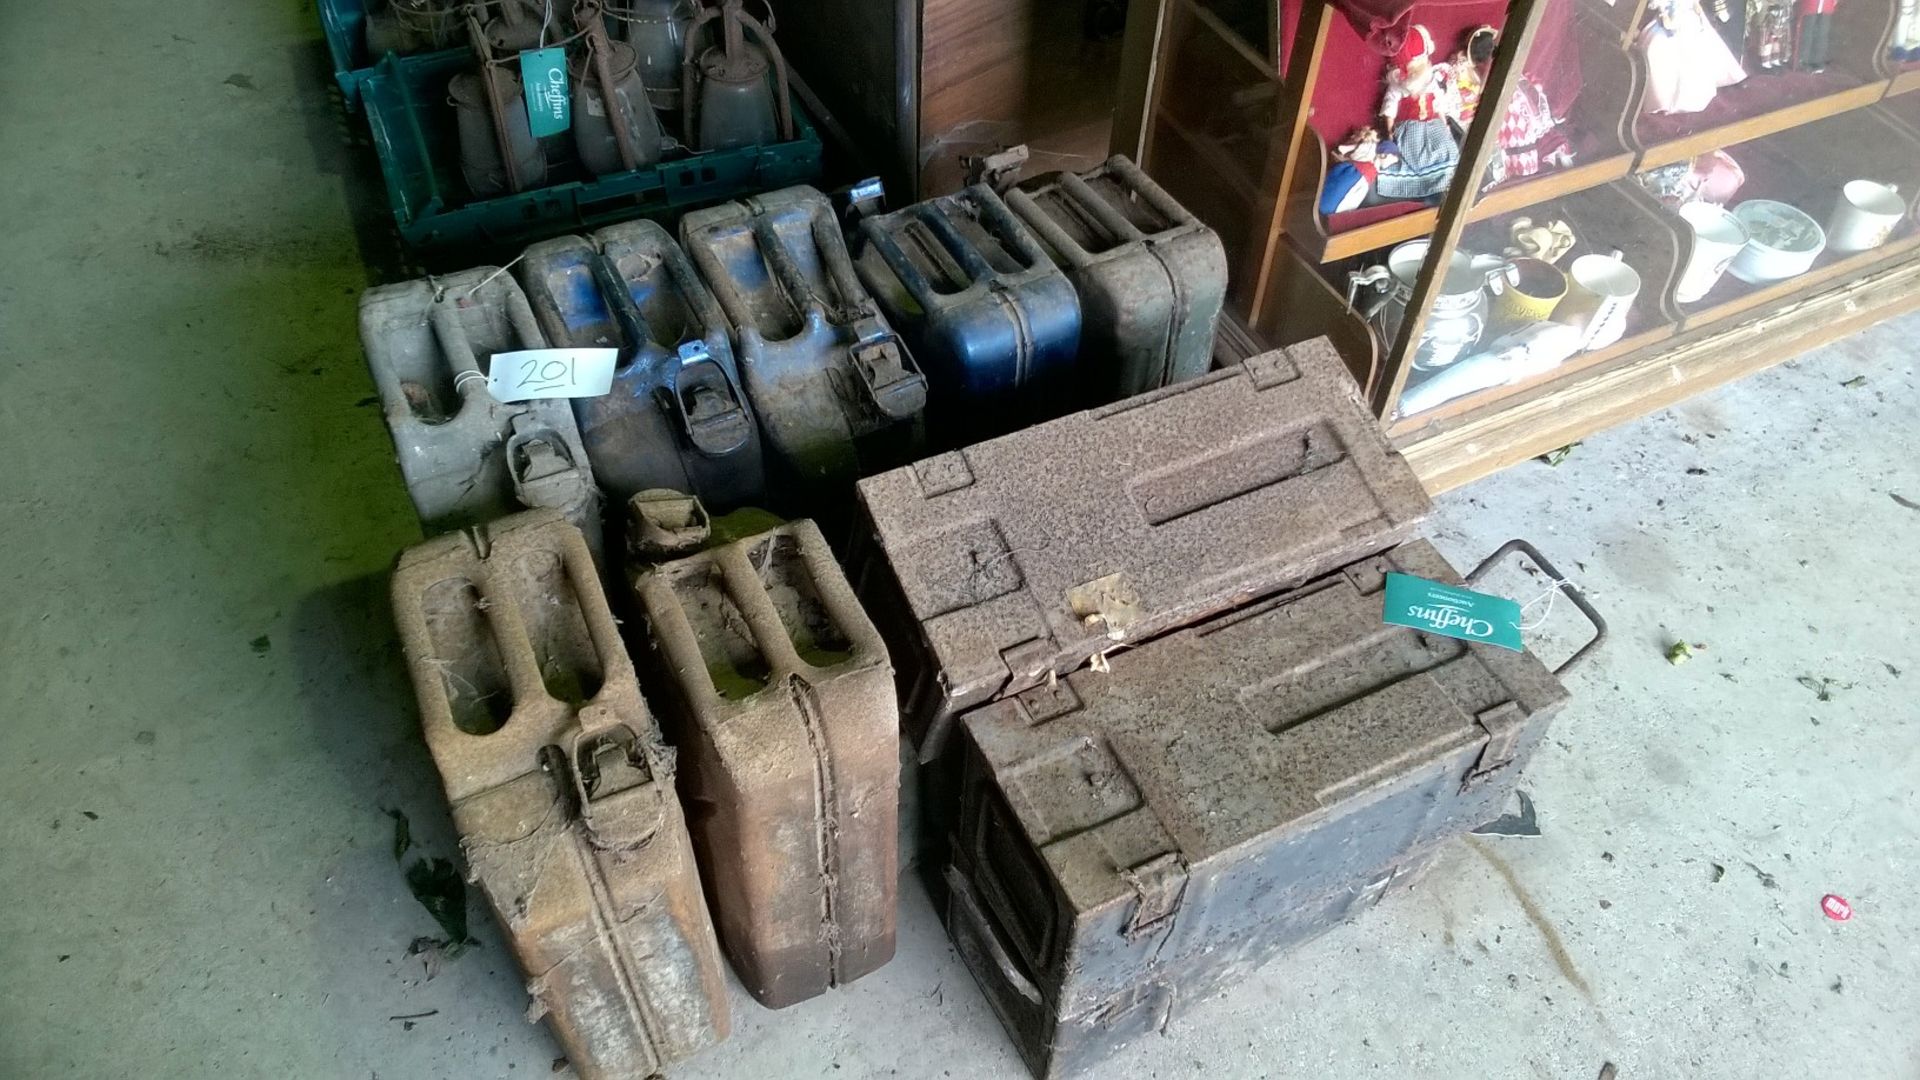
xmin=519 ymin=356 xmax=576 ymax=393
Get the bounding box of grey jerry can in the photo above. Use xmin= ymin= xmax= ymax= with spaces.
xmin=1007 ymin=155 xmax=1226 ymax=401
xmin=855 ymin=184 xmax=1082 ymax=443
xmin=518 ymin=220 xmax=767 ymax=513
xmin=851 ymin=340 xmax=1430 ymax=762
xmin=681 ymin=186 xmax=928 ymax=503
xmin=390 ymin=509 xmax=730 ymax=1079
xmin=360 ymin=269 xmax=603 ymax=552
xmin=631 ymin=520 xmax=899 ymax=1008
xmin=944 ymin=539 xmax=1605 ymax=1079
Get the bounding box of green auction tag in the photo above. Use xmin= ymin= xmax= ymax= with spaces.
xmin=520 ymin=48 xmax=570 ymax=137
xmin=1382 ymin=572 xmax=1524 ymax=652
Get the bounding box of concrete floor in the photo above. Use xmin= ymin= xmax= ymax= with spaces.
xmin=4 ymin=4 xmax=1918 ymax=1078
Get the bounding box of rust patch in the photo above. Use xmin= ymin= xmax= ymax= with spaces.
xmin=1467 ymin=836 xmax=1595 ymax=1002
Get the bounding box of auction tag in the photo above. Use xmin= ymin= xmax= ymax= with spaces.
xmin=1382 ymin=572 xmax=1524 ymax=652
xmin=487 ymin=349 xmax=617 ymax=402
xmin=520 ymin=48 xmax=570 ymax=137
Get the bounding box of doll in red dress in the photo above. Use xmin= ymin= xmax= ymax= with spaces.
xmin=1373 ymin=26 xmax=1463 ymax=202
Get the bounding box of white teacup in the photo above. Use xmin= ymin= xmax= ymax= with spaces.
xmin=1676 ymin=202 xmax=1748 ymax=304
xmin=1556 ymin=250 xmax=1642 ymax=351
xmin=1826 ymin=180 xmax=1905 ymax=254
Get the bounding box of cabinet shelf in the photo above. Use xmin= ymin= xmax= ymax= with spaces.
xmin=1635 ymin=78 xmax=1891 ymax=170
xmin=1392 ymin=257 xmax=1920 ymax=490
xmin=1297 ymin=77 xmax=1898 ymax=264
xmin=1286 ymin=148 xmax=1639 ymax=262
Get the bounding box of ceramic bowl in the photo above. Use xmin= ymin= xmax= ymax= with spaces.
xmin=1728 ymin=200 xmax=1825 ymax=284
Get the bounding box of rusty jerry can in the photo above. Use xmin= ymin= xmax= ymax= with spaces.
xmin=631 ymin=520 xmax=899 ymax=1007
xmin=852 ymin=339 xmax=1430 ymax=765
xmin=360 ymin=270 xmax=604 ymax=553
xmin=519 ymin=220 xmax=767 ymax=514
xmin=681 ymin=186 xmax=928 ymax=504
xmin=944 ymin=539 xmax=1605 ymax=1078
xmin=391 ymin=509 xmax=730 ymax=1078
xmin=854 ymin=184 xmax=1082 ymax=443
xmin=1006 ymin=155 xmax=1226 ymax=402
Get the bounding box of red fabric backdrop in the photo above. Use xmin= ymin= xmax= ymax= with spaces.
xmin=1281 ymin=0 xmax=1586 ymax=235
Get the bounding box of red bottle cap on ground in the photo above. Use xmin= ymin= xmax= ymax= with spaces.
xmin=1821 ymin=894 xmax=1853 ymax=921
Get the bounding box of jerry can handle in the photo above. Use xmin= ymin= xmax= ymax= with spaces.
xmin=975 ymin=186 xmax=1053 ymax=271
xmin=860 ymin=216 xmax=946 ymax=311
xmin=566 ymin=718 xmax=665 ymax=849
xmin=944 ymin=867 xmax=1044 ymax=1007
xmin=919 ymin=204 xmax=1000 ymax=284
xmin=589 ymin=250 xmax=649 ymax=369
xmin=849 ymin=319 xmax=927 ymax=420
xmin=1060 ymin=171 xmax=1146 ymax=246
xmin=754 ymin=214 xmax=826 ymax=313
xmin=1466 ymin=539 xmax=1607 ymax=677
xmin=668 ymin=340 xmax=754 ymax=457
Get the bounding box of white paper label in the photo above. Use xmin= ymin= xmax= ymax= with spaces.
xmin=487 ymin=349 xmax=618 ymax=402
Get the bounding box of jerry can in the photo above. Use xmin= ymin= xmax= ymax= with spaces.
xmin=1007 ymin=155 xmax=1226 ymax=401
xmin=359 ymin=269 xmax=603 ymax=552
xmin=852 ymin=339 xmax=1429 ymax=762
xmin=856 ymin=184 xmax=1082 ymax=442
xmin=681 ymin=186 xmax=927 ymax=504
xmin=391 ymin=509 xmax=731 ymax=1079
xmin=519 ymin=220 xmax=766 ymax=513
xmin=631 ymin=520 xmax=899 ymax=1008
xmin=944 ymin=538 xmax=1604 ymax=1078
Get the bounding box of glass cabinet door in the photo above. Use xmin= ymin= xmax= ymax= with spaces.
xmin=1119 ymin=0 xmax=1920 ymax=430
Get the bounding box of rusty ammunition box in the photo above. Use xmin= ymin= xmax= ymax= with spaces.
xmin=392 ymin=510 xmax=728 ymax=1077
xmin=852 ymin=339 xmax=1431 ymax=761
xmin=946 ymin=540 xmax=1578 ymax=1078
xmin=632 ymin=520 xmax=899 ymax=1008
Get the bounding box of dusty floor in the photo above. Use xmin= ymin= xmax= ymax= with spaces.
xmin=3 ymin=4 xmax=1918 ymax=1078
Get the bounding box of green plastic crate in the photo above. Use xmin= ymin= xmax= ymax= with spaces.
xmin=320 ymin=0 xmax=466 ymax=108
xmin=360 ymin=50 xmax=825 ymax=253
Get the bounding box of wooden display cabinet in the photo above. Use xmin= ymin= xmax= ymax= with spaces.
xmin=1115 ymin=0 xmax=1920 ymax=490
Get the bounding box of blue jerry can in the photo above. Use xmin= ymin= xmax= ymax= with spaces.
xmin=519 ymin=220 xmax=767 ymax=513
xmin=855 ymin=184 xmax=1082 ymax=443
xmin=681 ymin=186 xmax=927 ymax=502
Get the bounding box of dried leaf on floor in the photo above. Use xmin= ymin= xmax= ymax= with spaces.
xmin=1538 ymin=443 xmax=1580 ymax=467
xmin=250 ymin=635 xmax=271 ymax=655
xmin=407 ymin=934 xmax=465 ymax=977
xmin=1892 ymin=493 xmax=1920 ymax=511
xmin=405 ymin=857 xmax=472 ymax=947
xmin=1839 ymin=375 xmax=1868 ymax=388
xmin=1796 ymin=675 xmax=1848 ymax=702
xmin=1666 ymin=641 xmax=1693 ymax=665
